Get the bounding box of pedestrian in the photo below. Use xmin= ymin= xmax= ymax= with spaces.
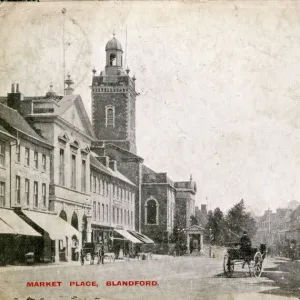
xmin=98 ymin=242 xmax=104 ymax=265
xmin=197 ymin=244 xmax=201 ymax=255
xmin=190 ymin=239 xmax=193 ymax=254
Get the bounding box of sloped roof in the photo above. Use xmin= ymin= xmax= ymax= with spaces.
xmin=105 ymin=143 xmax=143 ymax=161
xmin=0 ymin=103 xmax=52 ymax=147
xmin=90 ymin=153 xmax=136 ymax=187
xmin=56 ymin=94 xmax=95 ymax=138
xmin=0 ymin=124 xmax=15 ymax=139
xmin=142 ymin=165 xmax=157 ymax=176
xmin=90 ymin=154 xmax=112 ymax=177
xmin=142 ymin=165 xmax=175 ymax=187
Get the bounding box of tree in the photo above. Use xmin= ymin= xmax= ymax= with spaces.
xmin=205 ymin=207 xmax=225 ymax=245
xmin=169 ymin=212 xmax=186 ymax=244
xmin=224 ymin=199 xmax=257 ymax=243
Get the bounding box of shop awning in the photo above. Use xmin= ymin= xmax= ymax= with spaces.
xmin=114 ymin=229 xmax=143 ymax=244
xmin=0 ymin=209 xmax=41 ymax=236
xmin=23 ymin=210 xmax=79 ymax=240
xmin=128 ymin=230 xmax=155 ymax=244
xmin=0 ymin=219 xmax=15 ymax=234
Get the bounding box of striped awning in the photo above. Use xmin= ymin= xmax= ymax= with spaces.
xmin=114 ymin=229 xmax=142 ymax=244
xmin=128 ymin=230 xmax=155 ymax=244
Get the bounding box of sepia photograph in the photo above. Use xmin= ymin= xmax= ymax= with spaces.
xmin=0 ymin=1 xmax=300 ymax=299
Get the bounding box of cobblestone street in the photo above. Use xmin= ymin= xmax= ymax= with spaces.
xmin=0 ymin=254 xmax=297 ymax=300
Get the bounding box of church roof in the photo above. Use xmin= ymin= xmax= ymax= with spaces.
xmin=105 ymin=36 xmax=123 ymax=52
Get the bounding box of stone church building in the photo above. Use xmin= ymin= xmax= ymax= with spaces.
xmin=91 ymin=34 xmax=201 ymax=247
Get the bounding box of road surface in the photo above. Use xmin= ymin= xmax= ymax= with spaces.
xmin=0 ymin=255 xmax=297 ymax=300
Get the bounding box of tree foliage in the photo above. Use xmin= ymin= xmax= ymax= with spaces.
xmin=203 ymin=199 xmax=257 ymax=246
xmin=224 ymin=199 xmax=257 ymax=243
xmin=205 ymin=207 xmax=225 ymax=245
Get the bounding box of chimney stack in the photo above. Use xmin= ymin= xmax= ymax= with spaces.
xmin=109 ymin=160 xmax=117 ymax=172
xmin=96 ymin=156 xmax=110 ymax=168
xmin=7 ymin=83 xmax=23 ymax=113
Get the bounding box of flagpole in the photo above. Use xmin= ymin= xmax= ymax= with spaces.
xmin=62 ymin=8 xmax=67 ymax=95
xmin=125 ymin=27 xmax=128 ymax=68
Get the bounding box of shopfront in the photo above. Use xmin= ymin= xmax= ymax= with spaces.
xmin=19 ymin=210 xmax=80 ymax=262
xmin=0 ymin=208 xmax=41 ymax=264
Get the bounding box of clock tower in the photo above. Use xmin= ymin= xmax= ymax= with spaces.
xmin=91 ymin=34 xmax=138 ymax=154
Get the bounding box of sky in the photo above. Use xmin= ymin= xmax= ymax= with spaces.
xmin=1 ymin=1 xmax=300 ymax=215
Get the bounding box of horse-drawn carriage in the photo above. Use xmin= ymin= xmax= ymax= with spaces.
xmin=80 ymin=242 xmax=103 ymax=265
xmin=223 ymin=243 xmax=266 ymax=278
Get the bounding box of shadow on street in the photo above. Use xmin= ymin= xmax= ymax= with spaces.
xmin=258 ymin=258 xmax=300 ymax=298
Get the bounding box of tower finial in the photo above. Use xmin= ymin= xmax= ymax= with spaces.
xmin=190 ymin=174 xmax=193 ymax=181
xmin=113 ymin=30 xmax=115 ymax=38
xmin=64 ymin=73 xmax=74 ymax=95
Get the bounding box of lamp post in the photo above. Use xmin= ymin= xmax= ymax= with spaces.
xmin=209 ymin=228 xmax=212 ymax=258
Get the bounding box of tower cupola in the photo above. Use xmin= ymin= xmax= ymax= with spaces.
xmin=105 ymin=33 xmax=123 ymax=75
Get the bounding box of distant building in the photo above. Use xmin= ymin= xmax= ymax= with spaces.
xmin=174 ymin=178 xmax=197 ymax=229
xmin=195 ymin=204 xmax=208 ymax=227
xmin=254 ymin=208 xmax=292 ymax=252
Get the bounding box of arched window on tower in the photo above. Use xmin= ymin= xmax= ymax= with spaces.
xmin=145 ymin=198 xmax=159 ymax=225
xmin=105 ymin=105 xmax=115 ymax=127
xmin=110 ymin=53 xmax=117 ymax=66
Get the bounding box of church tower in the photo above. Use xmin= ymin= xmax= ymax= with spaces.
xmin=91 ymin=34 xmax=138 ymax=154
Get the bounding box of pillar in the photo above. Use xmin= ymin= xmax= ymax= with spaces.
xmin=66 ymin=237 xmax=72 ymax=262
xmin=200 ymin=234 xmax=203 ymax=249
xmin=55 ymin=239 xmax=59 ymax=262
xmin=186 ymin=234 xmax=190 ymax=254
xmin=86 ymin=218 xmax=92 ymax=242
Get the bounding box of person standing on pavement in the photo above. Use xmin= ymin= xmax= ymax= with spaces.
xmin=98 ymin=242 xmax=104 ymax=265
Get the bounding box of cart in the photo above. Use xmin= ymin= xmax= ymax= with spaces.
xmin=223 ymin=243 xmax=266 ymax=278
xmin=80 ymin=242 xmax=102 ymax=265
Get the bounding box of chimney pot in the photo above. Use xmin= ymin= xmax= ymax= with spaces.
xmin=11 ymin=84 xmax=15 ymax=93
xmin=16 ymin=84 xmax=19 ymax=93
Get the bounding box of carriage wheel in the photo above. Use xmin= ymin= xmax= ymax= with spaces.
xmin=253 ymin=252 xmax=263 ymax=278
xmin=223 ymin=254 xmax=234 ymax=277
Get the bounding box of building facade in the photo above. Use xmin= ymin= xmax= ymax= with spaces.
xmin=91 ymin=35 xmax=198 ymax=247
xmin=0 ymin=100 xmax=53 ymax=264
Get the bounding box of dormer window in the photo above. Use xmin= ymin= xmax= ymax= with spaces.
xmin=105 ymin=105 xmax=115 ymax=127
